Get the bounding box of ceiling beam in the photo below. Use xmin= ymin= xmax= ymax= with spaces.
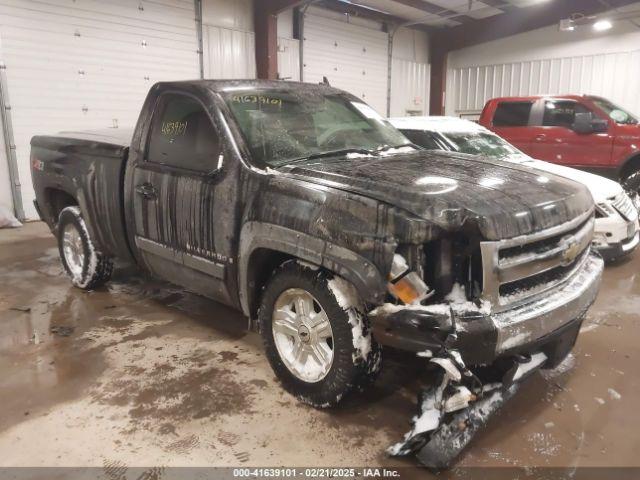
xmin=317 ymin=0 xmax=431 ymax=31
xmin=391 ymin=0 xmax=473 ymax=23
xmin=267 ymin=0 xmax=313 ymax=15
xmin=431 ymin=0 xmax=640 ymax=52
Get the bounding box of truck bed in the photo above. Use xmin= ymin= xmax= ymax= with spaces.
xmin=31 ymin=128 xmax=134 ymax=262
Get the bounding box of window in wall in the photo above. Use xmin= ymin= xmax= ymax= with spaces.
xmin=493 ymin=101 xmax=533 ymax=127
xmin=542 ymin=101 xmax=592 ymax=129
xmin=147 ymin=94 xmax=220 ymax=172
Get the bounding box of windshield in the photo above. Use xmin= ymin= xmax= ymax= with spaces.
xmin=441 ymin=131 xmax=521 ymax=159
xmin=590 ymin=97 xmax=638 ymax=125
xmin=222 ymin=89 xmax=411 ymax=167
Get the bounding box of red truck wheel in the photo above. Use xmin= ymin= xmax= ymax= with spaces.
xmin=57 ymin=206 xmax=114 ymax=290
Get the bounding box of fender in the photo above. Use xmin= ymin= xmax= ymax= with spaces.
xmin=238 ymin=221 xmax=389 ymax=318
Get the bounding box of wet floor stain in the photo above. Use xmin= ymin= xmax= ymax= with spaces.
xmin=1 ymin=222 xmax=640 ymax=469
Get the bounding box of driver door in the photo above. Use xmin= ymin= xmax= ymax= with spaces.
xmin=529 ymin=99 xmax=613 ymax=168
xmin=131 ymin=92 xmax=231 ymax=303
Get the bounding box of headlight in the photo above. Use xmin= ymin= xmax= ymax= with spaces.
xmin=387 ymin=254 xmax=431 ymax=304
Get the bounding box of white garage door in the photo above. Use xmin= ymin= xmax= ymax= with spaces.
xmin=0 ymin=0 xmax=199 ymax=219
xmin=302 ymin=7 xmax=388 ymax=115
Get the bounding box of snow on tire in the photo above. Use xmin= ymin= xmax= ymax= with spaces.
xmin=258 ymin=260 xmax=381 ymax=408
xmin=57 ymin=206 xmax=113 ymax=290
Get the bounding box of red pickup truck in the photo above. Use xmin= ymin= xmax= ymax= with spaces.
xmin=479 ymin=95 xmax=640 ymax=199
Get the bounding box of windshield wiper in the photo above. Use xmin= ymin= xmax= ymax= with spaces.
xmin=375 ymin=143 xmax=420 ymax=152
xmin=276 ymin=148 xmax=375 ymax=167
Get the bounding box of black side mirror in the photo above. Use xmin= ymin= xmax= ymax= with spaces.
xmin=591 ymin=118 xmax=609 ymax=133
xmin=573 ymin=112 xmax=608 ymax=134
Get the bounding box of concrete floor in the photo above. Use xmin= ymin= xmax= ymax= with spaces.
xmin=1 ymin=222 xmax=639 ymax=475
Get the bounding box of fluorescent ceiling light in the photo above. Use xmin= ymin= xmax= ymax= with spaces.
xmin=593 ymin=19 xmax=613 ymax=31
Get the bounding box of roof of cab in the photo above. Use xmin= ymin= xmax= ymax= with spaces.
xmin=152 ymin=79 xmax=346 ymax=96
xmin=390 ymin=116 xmax=491 ymax=134
xmin=486 ymin=94 xmax=589 ymax=103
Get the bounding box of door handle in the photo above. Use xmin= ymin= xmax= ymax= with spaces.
xmin=535 ymin=134 xmax=546 ymax=141
xmin=135 ymin=182 xmax=157 ymax=200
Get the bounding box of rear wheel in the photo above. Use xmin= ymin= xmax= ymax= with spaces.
xmin=258 ymin=261 xmax=381 ymax=408
xmin=57 ymin=206 xmax=113 ymax=289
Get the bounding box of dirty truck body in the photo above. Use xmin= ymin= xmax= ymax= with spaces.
xmin=31 ymin=80 xmax=603 ymax=466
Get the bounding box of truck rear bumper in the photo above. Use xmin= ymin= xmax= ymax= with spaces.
xmin=372 ymin=253 xmax=603 ymax=366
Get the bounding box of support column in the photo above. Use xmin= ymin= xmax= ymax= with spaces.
xmin=254 ymin=2 xmax=279 ymax=80
xmin=429 ymin=42 xmax=448 ymax=116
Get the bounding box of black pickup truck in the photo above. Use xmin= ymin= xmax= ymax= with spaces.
xmin=31 ymin=80 xmax=603 ymax=466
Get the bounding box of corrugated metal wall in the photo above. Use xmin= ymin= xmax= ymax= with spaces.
xmin=447 ymin=49 xmax=640 ymax=118
xmin=302 ymin=8 xmax=389 ymax=114
xmin=0 ymin=0 xmax=199 ymax=219
xmin=204 ymin=25 xmax=256 ymax=79
xmin=390 ymin=58 xmax=430 ymax=117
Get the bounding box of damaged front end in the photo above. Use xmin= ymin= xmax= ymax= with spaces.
xmin=388 ymin=349 xmax=548 ymax=469
xmin=368 ymin=211 xmax=604 ymax=468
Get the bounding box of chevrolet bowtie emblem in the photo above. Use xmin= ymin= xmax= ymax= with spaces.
xmin=561 ymin=239 xmax=581 ymax=265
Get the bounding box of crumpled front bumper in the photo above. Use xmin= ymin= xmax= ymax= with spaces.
xmin=371 ymin=252 xmax=604 ymax=366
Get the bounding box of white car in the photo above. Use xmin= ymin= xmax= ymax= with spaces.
xmin=391 ymin=116 xmax=639 ymax=261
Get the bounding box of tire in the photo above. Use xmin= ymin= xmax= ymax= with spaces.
xmin=622 ymin=170 xmax=640 ymax=211
xmin=57 ymin=206 xmax=113 ymax=290
xmin=258 ymin=261 xmax=381 ymax=408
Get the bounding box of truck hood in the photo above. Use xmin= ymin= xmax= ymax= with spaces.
xmin=495 ymin=153 xmax=621 ymax=203
xmin=278 ymin=150 xmax=593 ymax=240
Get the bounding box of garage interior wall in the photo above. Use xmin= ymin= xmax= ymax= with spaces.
xmin=0 ymin=0 xmax=199 ymax=220
xmin=445 ymin=4 xmax=640 ymax=118
xmin=390 ymin=27 xmax=429 ymax=117
xmin=301 ymin=6 xmax=389 ymax=114
xmin=202 ymin=0 xmax=256 ymax=79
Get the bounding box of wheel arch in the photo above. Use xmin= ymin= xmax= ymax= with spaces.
xmin=619 ymin=152 xmax=640 ymax=181
xmin=238 ymin=222 xmax=387 ymax=323
xmin=43 ymin=188 xmax=78 ymax=226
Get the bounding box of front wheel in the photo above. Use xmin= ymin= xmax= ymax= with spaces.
xmin=622 ymin=170 xmax=640 ymax=211
xmin=57 ymin=206 xmax=113 ymax=289
xmin=258 ymin=261 xmax=381 ymax=408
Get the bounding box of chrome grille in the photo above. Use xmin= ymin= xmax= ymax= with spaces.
xmin=480 ymin=210 xmax=595 ymax=312
xmin=612 ymin=192 xmax=638 ymax=222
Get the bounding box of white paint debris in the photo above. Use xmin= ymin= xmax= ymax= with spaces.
xmin=594 ymin=397 xmax=606 ymax=405
xmin=608 ymin=388 xmax=622 ymax=400
xmin=512 ymin=352 xmax=547 ymax=382
xmin=387 ymin=370 xmax=449 ymax=456
xmin=368 ymin=302 xmax=451 ymax=317
xmin=574 ymin=404 xmax=581 ymax=412
xmin=542 ymin=353 xmax=576 ymax=379
xmin=346 ymin=152 xmax=373 ymax=159
xmin=430 ymin=357 xmax=462 ymax=382
xmin=445 ymin=283 xmax=492 ymax=315
xmin=416 ymin=349 xmax=433 ymax=358
xmin=327 ymin=276 xmax=371 ymax=361
xmin=445 ymin=283 xmax=467 ymax=304
xmin=544 ymin=422 xmax=555 ymax=429
xmin=378 ymin=146 xmax=415 ymax=156
xmin=443 ymin=386 xmax=474 ymax=413
xmin=449 ymin=350 xmax=465 ymax=367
